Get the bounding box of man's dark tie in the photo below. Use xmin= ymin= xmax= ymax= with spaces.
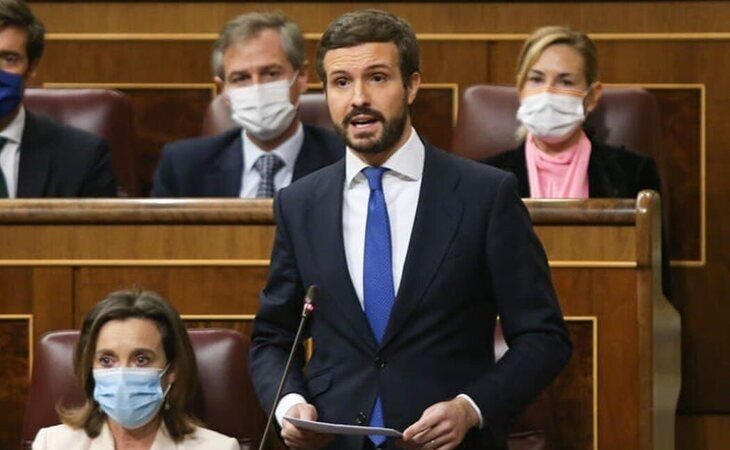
xmin=0 ymin=136 xmax=9 ymax=198
xmin=253 ymin=153 xmax=284 ymax=198
xmin=362 ymin=166 xmax=395 ymax=447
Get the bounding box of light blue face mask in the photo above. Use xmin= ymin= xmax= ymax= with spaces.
xmin=92 ymin=364 xmax=171 ymax=429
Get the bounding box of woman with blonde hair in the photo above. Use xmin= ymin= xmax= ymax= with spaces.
xmin=32 ymin=290 xmax=239 ymax=450
xmin=483 ymin=26 xmax=662 ymax=199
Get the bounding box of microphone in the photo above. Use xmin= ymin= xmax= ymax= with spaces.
xmin=258 ymin=285 xmax=317 ymax=450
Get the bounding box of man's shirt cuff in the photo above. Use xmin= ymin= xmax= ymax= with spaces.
xmin=275 ymin=393 xmax=308 ymax=426
xmin=457 ymin=393 xmax=484 ymax=428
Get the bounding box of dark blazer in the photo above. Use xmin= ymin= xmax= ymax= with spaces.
xmin=481 ymin=140 xmax=662 ymax=198
xmin=482 ymin=140 xmax=672 ymax=299
xmin=150 ymin=124 xmax=344 ymax=197
xmin=15 ymin=111 xmax=116 ymax=198
xmin=249 ymin=142 xmax=572 ymax=450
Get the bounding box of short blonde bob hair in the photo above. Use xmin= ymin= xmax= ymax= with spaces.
xmin=515 ymin=26 xmax=599 ymax=90
xmin=58 ymin=290 xmax=200 ymax=441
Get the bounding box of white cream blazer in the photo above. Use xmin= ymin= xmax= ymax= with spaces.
xmin=32 ymin=422 xmax=239 ymax=450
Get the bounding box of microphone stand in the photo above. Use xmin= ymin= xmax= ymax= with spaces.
xmin=257 ymin=286 xmax=317 ymax=450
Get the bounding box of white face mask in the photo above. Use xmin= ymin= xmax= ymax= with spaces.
xmin=227 ymin=73 xmax=299 ymax=141
xmin=516 ymin=90 xmax=588 ymax=144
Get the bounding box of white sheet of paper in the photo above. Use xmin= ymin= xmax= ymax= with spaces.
xmin=283 ymin=416 xmax=403 ymax=438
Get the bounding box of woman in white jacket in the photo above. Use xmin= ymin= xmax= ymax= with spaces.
xmin=32 ymin=290 xmax=239 ymax=450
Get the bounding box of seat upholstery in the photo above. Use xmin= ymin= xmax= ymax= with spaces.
xmin=451 ymin=84 xmax=662 ymax=161
xmin=21 ymin=329 xmax=265 ymax=450
xmin=201 ymin=92 xmax=334 ymax=136
xmin=24 ymin=88 xmax=138 ymax=197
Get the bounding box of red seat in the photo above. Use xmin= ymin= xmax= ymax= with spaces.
xmin=24 ymin=89 xmax=138 ymax=197
xmin=201 ymin=92 xmax=334 ymax=136
xmin=21 ymin=329 xmax=265 ymax=450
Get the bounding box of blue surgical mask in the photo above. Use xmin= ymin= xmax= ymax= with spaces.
xmin=93 ymin=365 xmax=171 ymax=429
xmin=0 ymin=70 xmax=23 ymax=118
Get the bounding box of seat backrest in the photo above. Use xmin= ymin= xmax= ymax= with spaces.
xmin=201 ymin=91 xmax=334 ymax=136
xmin=24 ymin=88 xmax=138 ymax=197
xmin=21 ymin=329 xmax=265 ymax=450
xmin=451 ymin=84 xmax=662 ymax=161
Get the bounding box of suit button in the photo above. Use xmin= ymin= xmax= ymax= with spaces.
xmin=374 ymin=357 xmax=386 ymax=369
xmin=355 ymin=412 xmax=367 ymax=425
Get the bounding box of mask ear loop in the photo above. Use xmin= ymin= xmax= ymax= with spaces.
xmin=159 ymin=364 xmax=173 ymax=410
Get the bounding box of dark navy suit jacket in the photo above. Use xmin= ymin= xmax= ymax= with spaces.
xmin=150 ymin=124 xmax=344 ymax=197
xmin=14 ymin=111 xmax=116 ymax=198
xmin=249 ymin=141 xmax=572 ymax=450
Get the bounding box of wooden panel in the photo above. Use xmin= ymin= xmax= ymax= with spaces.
xmin=0 ymin=317 xmax=30 ymax=450
xmin=647 ymin=88 xmax=702 ymax=262
xmin=536 ymin=226 xmax=636 ymax=262
xmin=73 ymin=267 xmax=268 ymax=326
xmin=547 ymin=320 xmax=595 ymax=450
xmin=30 ymin=2 xmax=730 ymax=34
xmin=553 ymin=268 xmax=640 ymax=450
xmin=0 ymin=225 xmax=274 ymax=260
xmin=676 ymin=414 xmax=730 ymax=450
xmin=124 ymin=88 xmax=214 ymax=196
xmin=411 ymin=86 xmax=455 ymax=150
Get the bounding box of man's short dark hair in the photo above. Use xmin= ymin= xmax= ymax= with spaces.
xmin=316 ymin=9 xmax=420 ymax=87
xmin=0 ymin=0 xmax=45 ymax=65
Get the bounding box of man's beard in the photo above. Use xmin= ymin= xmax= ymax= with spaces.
xmin=335 ymin=99 xmax=409 ymax=155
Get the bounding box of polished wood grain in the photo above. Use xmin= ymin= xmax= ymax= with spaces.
xmin=0 ymin=319 xmax=30 ymax=450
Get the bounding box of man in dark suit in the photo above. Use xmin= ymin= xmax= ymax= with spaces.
xmin=151 ymin=12 xmax=343 ymax=198
xmin=0 ymin=0 xmax=116 ymax=198
xmin=249 ymin=10 xmax=571 ymax=450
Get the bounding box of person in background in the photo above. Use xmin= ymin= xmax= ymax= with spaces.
xmin=483 ymin=25 xmax=662 ymax=199
xmin=0 ymin=0 xmax=116 ymax=198
xmin=482 ymin=26 xmax=670 ymax=298
xmin=151 ymin=12 xmax=343 ymax=198
xmin=32 ymin=289 xmax=238 ymax=450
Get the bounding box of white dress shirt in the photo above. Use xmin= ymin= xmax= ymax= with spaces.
xmin=0 ymin=107 xmax=25 ymax=198
xmin=276 ymin=128 xmax=483 ymax=428
xmin=239 ymin=122 xmax=303 ymax=198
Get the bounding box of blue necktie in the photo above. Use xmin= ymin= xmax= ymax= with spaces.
xmin=362 ymin=166 xmax=395 ymax=447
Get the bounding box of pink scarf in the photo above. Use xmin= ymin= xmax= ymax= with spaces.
xmin=525 ymin=131 xmax=591 ymax=198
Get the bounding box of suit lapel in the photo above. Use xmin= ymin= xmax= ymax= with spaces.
xmin=381 ymin=144 xmax=463 ymax=348
xmin=202 ymin=135 xmax=243 ymax=196
xmin=306 ymin=160 xmax=378 ymax=352
xmin=16 ymin=111 xmax=51 ymax=197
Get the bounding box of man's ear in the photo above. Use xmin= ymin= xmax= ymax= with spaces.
xmin=585 ymin=81 xmax=603 ymax=114
xmin=406 ymin=72 xmax=421 ymax=105
xmin=25 ymin=60 xmax=40 ymax=84
xmin=214 ymin=76 xmax=225 ymax=96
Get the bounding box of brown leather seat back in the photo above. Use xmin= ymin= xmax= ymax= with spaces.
xmin=201 ymin=91 xmax=334 ymax=136
xmin=451 ymin=84 xmax=661 ymax=160
xmin=24 ymin=88 xmax=137 ymax=197
xmin=21 ymin=329 xmax=265 ymax=449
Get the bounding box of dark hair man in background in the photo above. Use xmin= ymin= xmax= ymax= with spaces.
xmin=152 ymin=12 xmax=343 ymax=198
xmin=0 ymin=0 xmax=116 ymax=198
xmin=249 ymin=9 xmax=571 ymax=450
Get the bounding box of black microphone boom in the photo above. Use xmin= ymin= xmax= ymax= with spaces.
xmin=257 ymin=285 xmax=317 ymax=450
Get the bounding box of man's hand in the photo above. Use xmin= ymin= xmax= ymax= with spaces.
xmin=399 ymin=397 xmax=480 ymax=450
xmin=280 ymin=403 xmax=335 ymax=450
